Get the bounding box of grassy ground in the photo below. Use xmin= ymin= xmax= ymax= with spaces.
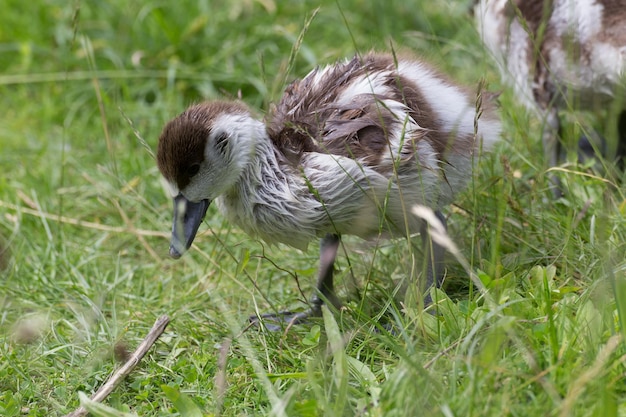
xmin=1 ymin=0 xmax=625 ymax=416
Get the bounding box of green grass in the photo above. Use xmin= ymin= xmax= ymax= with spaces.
xmin=1 ymin=0 xmax=625 ymax=416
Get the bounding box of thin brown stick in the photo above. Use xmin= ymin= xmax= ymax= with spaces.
xmin=63 ymin=315 xmax=171 ymax=417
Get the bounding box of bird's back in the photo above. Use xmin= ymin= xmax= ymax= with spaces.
xmin=259 ymin=52 xmax=500 ymax=239
xmin=267 ymin=53 xmax=498 ymax=175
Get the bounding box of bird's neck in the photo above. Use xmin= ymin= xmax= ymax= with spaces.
xmin=223 ymin=121 xmax=290 ymax=202
xmin=216 ymin=123 xmax=321 ymax=249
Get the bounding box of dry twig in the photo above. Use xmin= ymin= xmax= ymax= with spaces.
xmin=63 ymin=315 xmax=171 ymax=417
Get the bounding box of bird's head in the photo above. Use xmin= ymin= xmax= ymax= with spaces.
xmin=156 ymin=100 xmax=262 ymax=258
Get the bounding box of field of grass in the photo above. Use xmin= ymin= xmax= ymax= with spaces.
xmin=1 ymin=0 xmax=625 ymax=416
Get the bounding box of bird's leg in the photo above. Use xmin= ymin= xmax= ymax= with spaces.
xmin=308 ymin=233 xmax=343 ymax=315
xmin=544 ymin=106 xmax=564 ymax=198
xmin=420 ymin=210 xmax=446 ymax=306
xmin=616 ymin=110 xmax=626 ymax=172
xmin=283 ymin=233 xmax=342 ymax=321
xmin=250 ymin=234 xmax=342 ymax=330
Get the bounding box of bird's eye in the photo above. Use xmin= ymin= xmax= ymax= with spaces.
xmin=188 ymin=163 xmax=200 ymax=177
xmin=215 ymin=132 xmax=228 ymax=150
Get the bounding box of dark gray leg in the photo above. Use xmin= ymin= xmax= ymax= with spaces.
xmin=544 ymin=107 xmax=564 ymax=198
xmin=616 ymin=110 xmax=626 ymax=172
xmin=577 ymin=131 xmax=607 ymax=166
xmin=420 ymin=210 xmax=446 ymax=305
xmin=308 ymin=233 xmax=342 ymax=315
xmin=250 ymin=234 xmax=342 ymax=329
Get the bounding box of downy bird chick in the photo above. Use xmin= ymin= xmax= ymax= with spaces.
xmin=157 ymin=52 xmax=501 ymax=325
xmin=475 ymin=0 xmax=626 ymax=195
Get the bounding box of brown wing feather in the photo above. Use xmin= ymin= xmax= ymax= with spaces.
xmin=266 ymin=53 xmax=448 ymax=168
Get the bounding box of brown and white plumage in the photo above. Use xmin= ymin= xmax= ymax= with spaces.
xmin=157 ymin=52 xmax=501 ymax=324
xmin=475 ymin=0 xmax=626 ymax=192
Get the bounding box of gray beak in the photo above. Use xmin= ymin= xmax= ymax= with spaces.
xmin=169 ymin=194 xmax=210 ymax=258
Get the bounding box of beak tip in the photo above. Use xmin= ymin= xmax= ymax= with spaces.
xmin=169 ymin=195 xmax=210 ymax=260
xmin=169 ymin=246 xmax=183 ymax=259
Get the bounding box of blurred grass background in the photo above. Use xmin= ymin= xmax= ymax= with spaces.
xmin=1 ymin=0 xmax=625 ymax=416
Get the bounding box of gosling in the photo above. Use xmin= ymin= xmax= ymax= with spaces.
xmin=156 ymin=52 xmax=501 ymax=325
xmin=475 ymin=0 xmax=626 ymax=195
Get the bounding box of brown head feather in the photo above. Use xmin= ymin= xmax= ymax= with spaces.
xmin=157 ymin=101 xmax=249 ymax=190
